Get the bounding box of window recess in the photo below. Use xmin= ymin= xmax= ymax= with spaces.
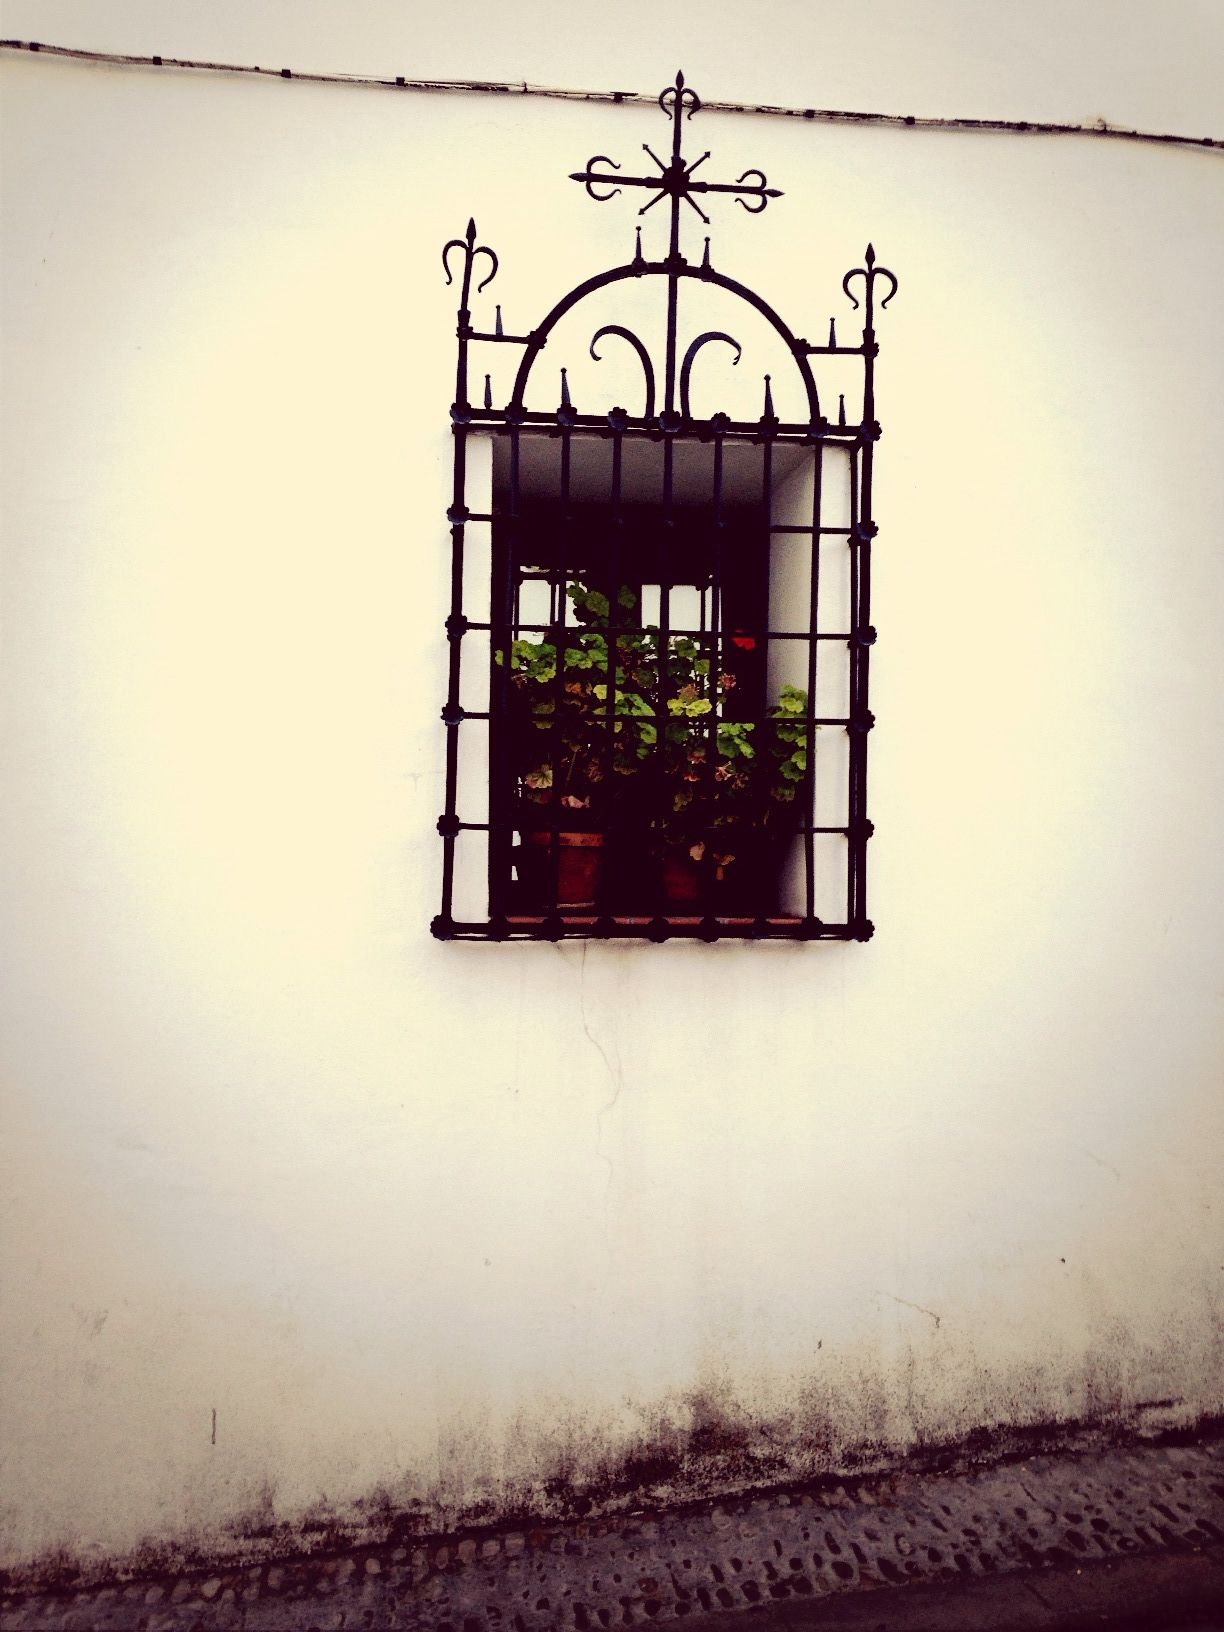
xmin=434 ymin=73 xmax=897 ymax=942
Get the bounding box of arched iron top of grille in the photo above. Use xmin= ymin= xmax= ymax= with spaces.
xmin=442 ymin=70 xmax=897 ymax=439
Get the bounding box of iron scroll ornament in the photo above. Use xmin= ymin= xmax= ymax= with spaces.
xmin=589 ymin=324 xmax=656 ymax=421
xmin=433 ymin=74 xmax=898 ymax=943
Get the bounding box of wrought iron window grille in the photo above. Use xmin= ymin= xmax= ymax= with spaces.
xmin=432 ymin=71 xmax=897 ymax=943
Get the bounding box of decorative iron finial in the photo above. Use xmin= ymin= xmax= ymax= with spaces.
xmin=442 ymin=217 xmax=499 ymax=298
xmin=560 ymin=367 xmax=572 ymax=409
xmin=633 ymin=226 xmax=644 ymax=264
xmin=837 ymin=393 xmax=846 ymax=427
xmin=495 ymin=304 xmax=504 ymax=337
xmin=483 ymin=374 xmax=493 ymax=410
xmin=701 ymin=236 xmax=711 ymax=269
xmin=659 ymin=69 xmax=700 ymax=122
xmin=569 ymin=73 xmax=781 ymax=253
xmin=762 ymin=374 xmax=776 ymax=420
xmin=828 ymin=317 xmax=838 ymax=347
xmin=842 ymin=243 xmax=898 ymax=320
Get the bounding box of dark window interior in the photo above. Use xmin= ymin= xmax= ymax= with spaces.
xmin=489 ymin=433 xmax=792 ymax=918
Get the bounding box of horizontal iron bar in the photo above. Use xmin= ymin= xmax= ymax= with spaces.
xmin=485 ymin=524 xmax=856 ymax=537
xmin=450 ymin=822 xmax=858 ymax=836
xmin=446 ymin=710 xmax=857 ymax=726
xmin=769 ymin=523 xmax=854 ymax=534
xmin=434 ymin=917 xmax=865 ymax=942
xmin=466 ymin=619 xmax=858 ymax=640
xmin=471 ymin=523 xmax=856 ymax=536
xmin=454 ymin=412 xmax=864 ymax=440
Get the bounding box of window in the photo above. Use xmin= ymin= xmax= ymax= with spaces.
xmin=433 ymin=74 xmax=896 ymax=942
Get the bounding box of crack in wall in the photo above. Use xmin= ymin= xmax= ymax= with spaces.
xmin=579 ymin=943 xmax=624 ymax=1200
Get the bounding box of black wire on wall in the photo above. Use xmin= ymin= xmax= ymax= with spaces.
xmin=2 ymin=36 xmax=1222 ymax=154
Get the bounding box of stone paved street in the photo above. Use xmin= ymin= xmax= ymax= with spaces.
xmin=4 ymin=1436 xmax=1223 ymax=1630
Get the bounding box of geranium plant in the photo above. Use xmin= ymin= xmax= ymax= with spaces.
xmin=498 ymin=583 xmax=658 ymax=824
xmin=499 ymin=579 xmax=810 ymax=907
xmin=655 ymin=675 xmax=809 ymax=894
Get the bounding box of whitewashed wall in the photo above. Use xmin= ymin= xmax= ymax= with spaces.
xmin=2 ymin=0 xmax=1222 ymax=1574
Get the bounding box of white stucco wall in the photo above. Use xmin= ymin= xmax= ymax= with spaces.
xmin=2 ymin=0 xmax=1222 ymax=1574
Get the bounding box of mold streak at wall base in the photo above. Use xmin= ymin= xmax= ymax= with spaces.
xmin=9 ymin=1391 xmax=1222 ymax=1596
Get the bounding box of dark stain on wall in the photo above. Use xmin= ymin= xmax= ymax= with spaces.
xmin=8 ymin=1400 xmax=1223 ymax=1598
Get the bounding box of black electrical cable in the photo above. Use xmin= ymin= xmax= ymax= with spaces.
xmin=2 ymin=37 xmax=1221 ymax=154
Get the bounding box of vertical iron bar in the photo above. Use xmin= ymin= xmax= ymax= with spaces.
xmin=663 ymin=83 xmax=685 ymax=416
xmin=804 ymin=441 xmax=824 ymax=922
xmin=658 ymin=435 xmax=675 ymax=922
xmin=855 ymin=281 xmax=879 ymax=935
xmin=760 ymin=433 xmax=773 ymax=921
xmin=491 ymin=425 xmax=521 ymax=918
xmin=547 ymin=427 xmax=574 ymax=915
xmin=664 ymin=279 xmax=680 ymax=417
xmin=856 ymin=534 xmax=872 ymax=929
xmin=606 ymin=430 xmax=625 ymax=914
xmin=440 ymin=231 xmax=477 ymax=931
xmin=846 ymin=442 xmax=862 ymax=927
xmin=441 ymin=425 xmax=467 ymax=928
xmin=659 ymin=440 xmax=675 ymax=682
xmin=703 ymin=431 xmax=726 ymax=916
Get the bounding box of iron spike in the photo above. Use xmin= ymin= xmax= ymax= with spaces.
xmin=676 ymin=69 xmax=685 ymax=89
xmin=828 ymin=317 xmax=837 ymax=347
xmin=495 ymin=303 xmax=504 ymax=337
xmin=483 ymin=374 xmax=493 ymax=410
xmin=466 ymin=218 xmax=477 ymax=243
xmin=634 ymin=226 xmax=643 ymax=262
xmin=838 ymin=393 xmax=846 ymax=427
xmin=702 ymin=236 xmax=711 ymax=269
xmin=560 ymin=367 xmax=572 ymax=409
xmin=762 ymin=374 xmax=775 ymax=419
xmin=865 ymin=242 xmax=876 ymax=266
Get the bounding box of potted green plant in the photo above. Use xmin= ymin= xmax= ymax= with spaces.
xmin=498 ymin=583 xmax=656 ymax=908
xmin=500 ymin=579 xmax=809 ymax=914
xmin=654 ymin=667 xmax=810 ymax=911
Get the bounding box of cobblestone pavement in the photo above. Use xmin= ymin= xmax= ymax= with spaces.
xmin=4 ymin=1438 xmax=1223 ymax=1630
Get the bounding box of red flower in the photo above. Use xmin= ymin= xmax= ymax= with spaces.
xmin=731 ymin=632 xmax=756 ymax=651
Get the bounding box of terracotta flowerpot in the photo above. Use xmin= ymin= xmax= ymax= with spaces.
xmin=526 ymin=828 xmax=605 ymax=909
xmin=661 ymin=854 xmax=703 ymax=906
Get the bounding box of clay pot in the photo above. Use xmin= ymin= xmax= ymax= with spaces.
xmin=660 ymin=854 xmax=703 ymax=906
xmin=526 ymin=828 xmax=605 ymax=909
